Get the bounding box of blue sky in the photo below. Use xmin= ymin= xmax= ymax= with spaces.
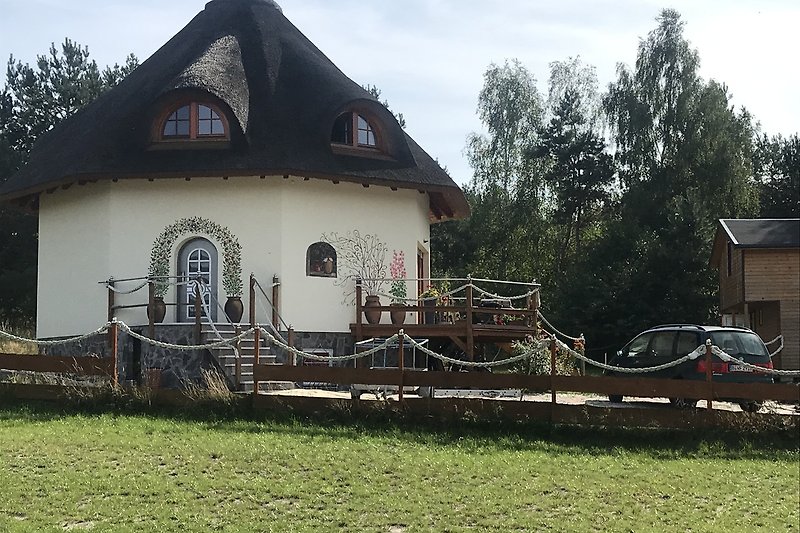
xmin=3 ymin=0 xmax=798 ymax=184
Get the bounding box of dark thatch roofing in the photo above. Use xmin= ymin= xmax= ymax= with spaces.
xmin=0 ymin=0 xmax=469 ymax=220
xmin=720 ymin=219 xmax=800 ymax=248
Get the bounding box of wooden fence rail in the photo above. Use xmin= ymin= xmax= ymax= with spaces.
xmin=0 ymin=353 xmax=115 ymax=378
xmin=254 ymin=364 xmax=800 ymax=404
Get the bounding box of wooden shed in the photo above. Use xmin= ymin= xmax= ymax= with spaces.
xmin=710 ymin=219 xmax=800 ymax=372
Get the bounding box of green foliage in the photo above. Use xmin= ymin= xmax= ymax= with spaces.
xmin=756 ymin=133 xmax=799 ymax=217
xmin=533 ymin=88 xmax=614 ymax=269
xmin=0 ymin=39 xmax=138 ymax=324
xmin=435 ymin=60 xmax=550 ymax=285
xmin=148 ymin=217 xmax=243 ymax=297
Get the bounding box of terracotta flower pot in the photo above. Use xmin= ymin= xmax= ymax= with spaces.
xmin=147 ymin=296 xmax=167 ymax=323
xmin=390 ymin=303 xmax=406 ymax=325
xmin=364 ymin=295 xmax=382 ymax=324
xmin=224 ymin=296 xmax=244 ymax=323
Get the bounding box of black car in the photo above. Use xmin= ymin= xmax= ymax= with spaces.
xmin=606 ymin=324 xmax=774 ymax=412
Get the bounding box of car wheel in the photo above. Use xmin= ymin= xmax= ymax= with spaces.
xmin=739 ymin=401 xmax=762 ymax=413
xmin=608 ymin=395 xmax=623 ymax=403
xmin=669 ymin=397 xmax=698 ymax=409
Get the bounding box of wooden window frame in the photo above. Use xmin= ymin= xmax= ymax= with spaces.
xmin=331 ymin=111 xmax=387 ymax=156
xmin=158 ymin=102 xmax=230 ymax=143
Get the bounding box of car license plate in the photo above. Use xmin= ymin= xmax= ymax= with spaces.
xmin=729 ymin=364 xmax=753 ymax=372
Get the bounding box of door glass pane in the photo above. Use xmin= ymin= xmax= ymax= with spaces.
xmin=650 ymin=332 xmax=675 ymax=358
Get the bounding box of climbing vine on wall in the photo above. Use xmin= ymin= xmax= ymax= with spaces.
xmin=148 ymin=217 xmax=243 ymax=297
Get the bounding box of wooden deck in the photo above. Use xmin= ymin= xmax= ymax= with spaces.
xmin=350 ymin=281 xmax=539 ymax=360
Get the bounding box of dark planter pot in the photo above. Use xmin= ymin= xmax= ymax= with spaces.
xmin=423 ymin=298 xmax=437 ymax=325
xmin=364 ymin=295 xmax=383 ymax=324
xmin=390 ymin=303 xmax=406 ymax=325
xmin=224 ymin=296 xmax=244 ymax=323
xmin=147 ymin=296 xmax=167 ymax=323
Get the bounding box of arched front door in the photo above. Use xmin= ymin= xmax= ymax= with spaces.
xmin=177 ymin=238 xmax=218 ymax=322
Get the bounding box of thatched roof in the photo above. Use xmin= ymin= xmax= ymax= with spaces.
xmin=0 ymin=0 xmax=469 ymax=220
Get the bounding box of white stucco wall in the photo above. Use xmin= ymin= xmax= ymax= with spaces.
xmin=36 ymin=176 xmax=430 ymax=337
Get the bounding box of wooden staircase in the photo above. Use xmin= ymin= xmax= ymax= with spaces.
xmin=201 ymin=325 xmax=295 ymax=393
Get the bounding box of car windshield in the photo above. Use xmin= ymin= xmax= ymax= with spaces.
xmin=709 ymin=331 xmax=769 ymax=357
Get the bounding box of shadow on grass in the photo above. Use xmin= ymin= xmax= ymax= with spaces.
xmin=0 ymin=390 xmax=797 ymax=460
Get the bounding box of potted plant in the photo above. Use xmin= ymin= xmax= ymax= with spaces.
xmin=147 ymin=247 xmax=169 ymax=323
xmin=388 ymin=250 xmax=407 ymax=325
xmin=419 ymin=285 xmax=440 ymax=325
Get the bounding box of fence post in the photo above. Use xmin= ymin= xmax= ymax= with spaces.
xmin=355 ymin=279 xmax=363 ymax=367
xmin=249 ymin=274 xmax=256 ymax=327
xmin=234 ymin=325 xmax=242 ymax=390
xmin=550 ymin=335 xmax=557 ymax=411
xmin=398 ymin=330 xmax=405 ymax=403
xmin=272 ymin=275 xmax=280 ymax=331
xmin=194 ymin=282 xmax=202 ymax=344
xmin=110 ymin=319 xmax=119 ymax=387
xmin=288 ymin=325 xmax=295 ymax=366
xmin=705 ymin=339 xmax=713 ymax=411
xmin=107 ymin=278 xmax=115 ymax=322
xmin=465 ymin=279 xmax=474 ymax=361
xmin=253 ymin=325 xmax=260 ymax=395
xmin=148 ymin=280 xmax=155 ymax=340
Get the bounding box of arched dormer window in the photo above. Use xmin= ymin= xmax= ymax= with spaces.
xmin=307 ymin=242 xmax=337 ymax=277
xmin=331 ymin=112 xmax=379 ymax=149
xmin=160 ymin=102 xmax=229 ymax=141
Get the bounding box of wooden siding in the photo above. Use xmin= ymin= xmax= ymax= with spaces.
xmin=744 ymin=249 xmax=800 ymax=302
xmin=718 ymin=241 xmax=744 ymax=311
xmin=779 ymin=299 xmax=800 ymax=371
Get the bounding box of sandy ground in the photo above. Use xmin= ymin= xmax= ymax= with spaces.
xmin=261 ymin=387 xmax=799 ymax=416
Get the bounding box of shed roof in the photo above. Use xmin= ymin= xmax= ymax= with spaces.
xmin=0 ymin=0 xmax=469 ymax=220
xmin=709 ymin=218 xmax=800 ymax=268
xmin=720 ymin=219 xmax=800 ymax=248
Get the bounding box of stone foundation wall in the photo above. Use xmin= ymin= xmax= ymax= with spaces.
xmin=41 ymin=327 xmax=357 ymax=387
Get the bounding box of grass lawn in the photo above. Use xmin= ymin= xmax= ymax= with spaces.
xmin=0 ymin=401 xmax=797 ymax=532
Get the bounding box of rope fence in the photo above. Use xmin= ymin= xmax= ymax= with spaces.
xmin=3 ymin=321 xmax=798 ymax=377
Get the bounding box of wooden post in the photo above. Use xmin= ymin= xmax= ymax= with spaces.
xmin=107 ymin=279 xmax=116 ymax=351
xmin=148 ymin=280 xmax=155 ymax=340
xmin=107 ymin=278 xmax=115 ymax=322
xmin=288 ymin=326 xmax=295 ymax=366
xmin=249 ymin=274 xmax=256 ymax=328
xmin=194 ymin=281 xmax=202 ymax=344
xmin=253 ymin=326 xmax=261 ymax=395
xmin=398 ymin=330 xmax=405 ymax=402
xmin=550 ymin=335 xmax=557 ymax=408
xmin=465 ymin=281 xmax=474 ymax=361
xmin=705 ymin=339 xmax=713 ymax=411
xmin=272 ymin=275 xmax=280 ymax=331
xmin=234 ymin=325 xmax=242 ymax=390
xmin=531 ymin=286 xmax=540 ymax=333
xmin=110 ymin=319 xmax=119 ymax=387
xmin=355 ymin=279 xmax=363 ymax=368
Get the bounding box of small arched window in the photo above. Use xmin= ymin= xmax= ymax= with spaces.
xmin=161 ymin=103 xmax=227 ymax=140
xmin=307 ymin=242 xmax=337 ymax=277
xmin=331 ymin=112 xmax=378 ymax=148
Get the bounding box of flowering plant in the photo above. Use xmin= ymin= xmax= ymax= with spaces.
xmin=388 ymin=250 xmax=407 ymax=303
